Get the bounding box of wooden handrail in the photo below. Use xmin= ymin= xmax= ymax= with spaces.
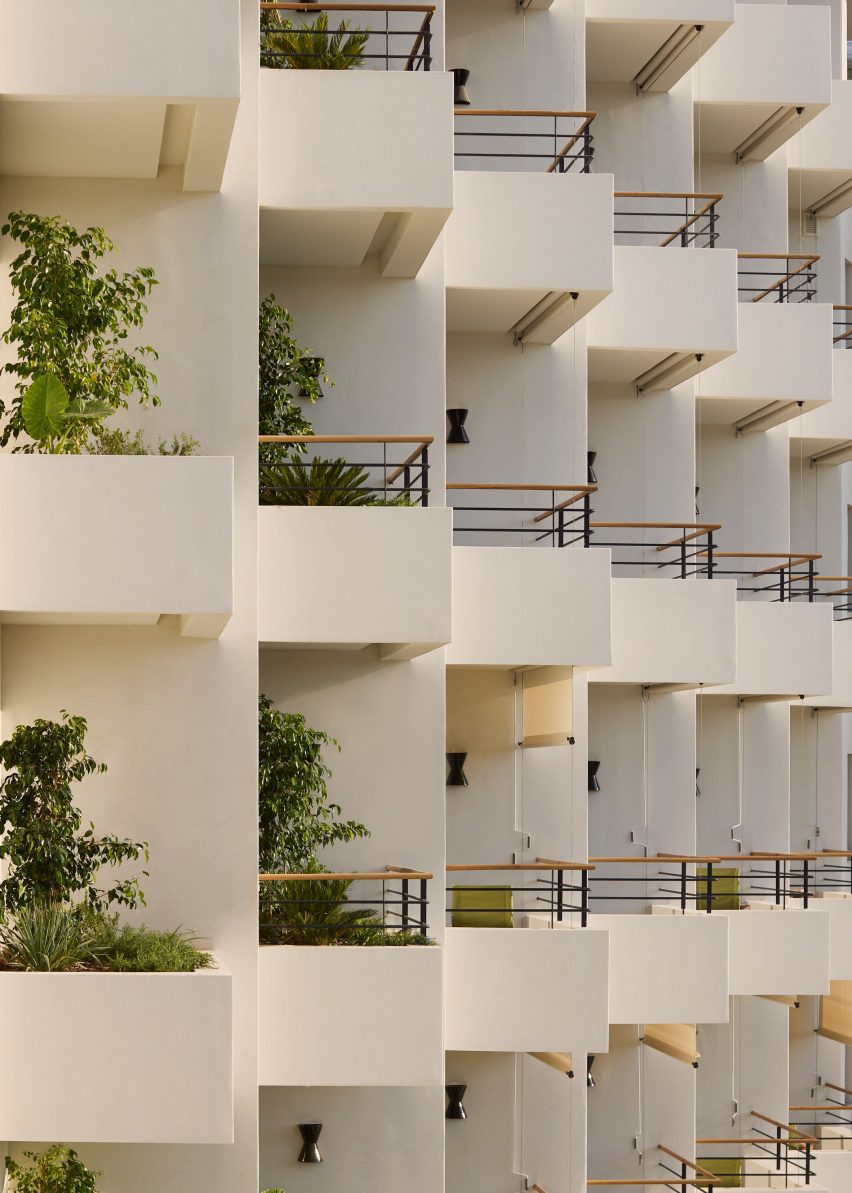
xmin=456 ymin=108 xmax=595 ymax=119
xmin=616 ymin=191 xmax=724 ymax=201
xmin=260 ymin=868 xmax=433 ymax=881
xmin=826 ymin=1083 xmax=852 ymax=1098
xmin=790 ymin=1104 xmax=852 ymax=1111
xmin=658 ymin=1146 xmax=720 ymax=1182
xmin=262 ymin=2 xmax=435 ymax=10
xmin=447 ymin=860 xmax=595 ymax=872
xmin=591 ymin=521 xmax=720 ymax=531
xmin=259 ymin=434 xmax=433 ymax=444
xmin=532 ymin=488 xmax=598 ymax=522
xmin=752 ymin=1110 xmax=817 ymax=1141
xmin=588 ymin=852 xmax=821 ymax=865
xmin=737 ymin=253 xmax=820 ymax=303
xmin=385 ymin=440 xmax=433 ymax=484
xmin=589 ymin=1181 xmax=717 ymax=1187
xmin=588 ymin=855 xmax=722 ymax=864
xmin=448 ymin=482 xmax=595 ymax=492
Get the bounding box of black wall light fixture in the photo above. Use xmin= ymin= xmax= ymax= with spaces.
xmin=588 ymin=760 xmax=601 ymax=792
xmin=298 ymin=1122 xmax=323 ymax=1163
xmin=447 ymin=752 xmax=469 ymax=787
xmin=587 ymin=1056 xmax=596 ymax=1088
xmin=446 ymin=1084 xmax=468 ymax=1119
xmin=696 ymin=767 xmax=701 ymax=798
xmin=297 ymin=357 xmax=325 ymax=398
xmin=587 ymin=451 xmax=598 ymax=485
xmin=447 ymin=408 xmax=470 ymax=444
xmin=452 ymin=68 xmax=471 ymax=106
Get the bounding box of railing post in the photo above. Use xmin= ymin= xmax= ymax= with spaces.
xmin=581 ymin=868 xmax=589 ymax=928
xmin=421 ymin=445 xmax=429 ymax=507
xmin=706 ymin=861 xmax=714 ymax=913
xmin=583 ymin=492 xmax=591 ymax=548
xmin=558 ymin=506 xmax=565 ymax=548
xmin=680 ymin=861 xmax=687 ymax=913
xmin=385 ymin=9 xmax=389 ymax=70
xmin=401 ymin=877 xmax=410 ymax=931
xmin=775 ymin=858 xmax=782 ymax=906
xmin=420 ymin=878 xmax=428 ymax=938
xmin=403 ymin=464 xmax=411 ymax=502
xmin=680 ymin=535 xmax=687 ymax=579
xmin=780 ymin=565 xmax=787 ymax=603
xmin=710 ymin=204 xmax=717 ymax=247
xmin=776 ymin=1127 xmax=782 ymax=1173
xmin=583 ymin=126 xmax=592 ymax=174
xmin=805 ymin=1142 xmax=812 ymax=1184
xmin=423 ymin=16 xmax=431 ymax=70
xmin=706 ymin=529 xmax=715 ymax=578
xmin=556 ymin=868 xmax=564 ymax=924
xmin=808 ymin=557 xmax=815 ymax=603
xmin=681 ymin=196 xmax=689 ymax=247
xmin=803 ymin=859 xmax=810 ymax=909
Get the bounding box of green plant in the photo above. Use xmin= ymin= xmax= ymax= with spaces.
xmin=261 ymin=873 xmax=434 ymax=945
xmin=1 ymin=211 xmax=159 ymax=452
xmin=258 ymin=696 xmax=367 ymax=876
xmin=259 ymin=455 xmax=410 ymax=506
xmin=83 ymin=912 xmax=213 ymax=973
xmin=261 ymin=10 xmax=367 ymax=69
xmin=259 ymin=295 xmax=332 ymax=443
xmin=85 ymin=427 xmax=199 ymax=456
xmin=20 ymin=373 xmax=116 ymax=454
xmin=0 ymin=712 xmax=148 ymax=914
xmin=0 ymin=903 xmax=107 ymax=972
xmin=6 ymin=1146 xmax=100 ymax=1193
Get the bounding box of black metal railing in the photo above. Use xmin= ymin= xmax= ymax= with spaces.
xmin=259 ymin=435 xmax=431 ymax=506
xmin=833 ymin=305 xmax=852 ymax=347
xmin=812 ymin=575 xmax=852 ymax=620
xmin=259 ymin=866 xmax=432 ymax=942
xmin=589 ymin=521 xmax=720 ymax=578
xmin=446 ymin=860 xmax=592 ymax=928
xmin=697 ymin=1113 xmax=816 ymax=1188
xmin=447 ymin=483 xmax=594 ymax=546
xmin=791 ymin=1085 xmax=852 ymax=1151
xmin=260 ymin=2 xmax=434 ymax=70
xmin=738 ymin=253 xmax=819 ymax=303
xmin=614 ymin=192 xmax=722 ymax=247
xmin=453 ymin=110 xmax=595 ymax=173
xmin=587 ymin=851 xmax=852 ymax=915
xmin=705 ymin=551 xmax=821 ymax=601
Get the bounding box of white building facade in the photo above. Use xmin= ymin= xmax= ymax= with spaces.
xmin=1 ymin=1 xmax=852 ymax=1191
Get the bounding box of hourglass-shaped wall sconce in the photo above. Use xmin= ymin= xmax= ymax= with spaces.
xmin=447 ymin=752 xmax=469 ymax=787
xmin=588 ymin=761 xmax=601 ymax=792
xmin=446 ymin=1084 xmax=468 ymax=1119
xmin=447 ymin=408 xmax=470 ymax=444
xmin=298 ymin=1122 xmax=323 ymax=1163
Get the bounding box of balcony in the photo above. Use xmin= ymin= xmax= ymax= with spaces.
xmin=0 ymin=0 xmax=239 ymax=190
xmin=697 ymin=1113 xmax=818 ymax=1189
xmin=699 ymin=294 xmax=832 ymax=431
xmin=259 ymin=10 xmax=452 ymax=277
xmin=444 ymin=919 xmax=609 ymax=1052
xmin=695 ymin=2 xmax=831 ymax=161
xmin=445 ymin=122 xmax=614 ymax=341
xmin=259 ymin=868 xmax=442 ymax=1086
xmin=789 ymin=81 xmax=852 ymax=220
xmin=590 ymin=575 xmax=737 ymax=687
xmin=0 ymin=966 xmax=232 ymax=1142
xmin=258 ymin=436 xmax=451 ymax=658
xmin=0 ymin=456 xmax=233 ymax=639
xmin=585 ymin=0 xmax=734 ymax=92
xmin=712 ymin=599 xmax=833 ymax=698
xmin=587 ymin=200 xmax=738 ymax=389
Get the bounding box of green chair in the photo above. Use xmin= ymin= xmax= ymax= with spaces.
xmin=696 ymin=1158 xmax=742 ymax=1188
xmin=696 ymin=866 xmax=740 ymax=911
xmin=451 ymin=884 xmax=514 ymax=928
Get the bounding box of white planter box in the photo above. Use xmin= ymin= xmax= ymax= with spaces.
xmin=260 ymin=70 xmax=453 ymax=277
xmin=259 ymin=945 xmax=443 ymax=1086
xmin=588 ymin=246 xmax=739 ymax=388
xmin=0 ymin=0 xmax=240 ymax=190
xmin=445 ymin=171 xmax=614 ymax=342
xmin=0 ymin=966 xmax=233 ymax=1143
xmin=259 ymin=506 xmax=451 ymax=658
xmin=445 ymin=926 xmax=609 ymax=1053
xmin=0 ymin=456 xmax=234 ymax=639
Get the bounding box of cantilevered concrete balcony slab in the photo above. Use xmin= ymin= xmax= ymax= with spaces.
xmin=720 ymin=908 xmax=830 ymax=996
xmin=589 ymin=578 xmax=737 ymax=688
xmin=586 ymin=0 xmax=733 ymax=92
xmin=710 ymin=602 xmax=833 ymax=698
xmin=695 ymin=3 xmax=831 ymax=161
xmin=587 ymin=246 xmax=738 ymax=389
xmin=0 ymin=457 xmax=233 ymax=639
xmin=260 ymin=71 xmax=452 ymax=277
xmin=259 ymin=946 xmax=443 ymax=1086
xmin=445 ymin=171 xmax=614 ymax=344
xmin=446 ymin=546 xmax=612 ymax=668
xmin=0 ymin=967 xmax=233 ymax=1143
xmin=699 ymin=302 xmax=833 ymax=430
xmin=806 ymin=622 xmax=852 ymax=711
xmin=807 ymin=897 xmax=852 ymax=980
xmin=259 ymin=507 xmax=452 ymax=659
xmin=594 ymin=913 xmax=729 ymax=1024
xmin=0 ymin=0 xmax=239 ymax=190
xmin=793 ymin=350 xmax=852 ymax=464
xmin=444 ymin=927 xmax=609 ymax=1053
xmin=789 ymin=82 xmax=852 ymax=219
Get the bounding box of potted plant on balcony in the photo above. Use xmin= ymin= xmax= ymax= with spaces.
xmin=6 ymin=1145 xmax=100 ymax=1192
xmin=261 ymin=8 xmax=368 ymax=69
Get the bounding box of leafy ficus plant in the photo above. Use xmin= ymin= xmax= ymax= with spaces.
xmin=6 ymin=1146 xmax=101 ymax=1193
xmin=0 ymin=712 xmax=148 ymax=913
xmin=0 ymin=210 xmax=159 ymax=452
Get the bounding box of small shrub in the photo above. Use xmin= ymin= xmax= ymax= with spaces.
xmin=261 ymin=10 xmax=368 ymax=70
xmin=0 ymin=903 xmax=106 ymax=972
xmin=6 ymin=1145 xmax=100 ymax=1193
xmin=259 ymin=456 xmax=410 ymax=507
xmin=85 ymin=914 xmax=213 ymax=973
xmin=86 ymin=428 xmax=199 ymax=456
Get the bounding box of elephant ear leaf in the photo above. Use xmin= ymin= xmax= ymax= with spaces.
xmin=64 ymin=397 xmax=115 ymax=422
xmin=22 ymin=373 xmax=69 ymax=442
